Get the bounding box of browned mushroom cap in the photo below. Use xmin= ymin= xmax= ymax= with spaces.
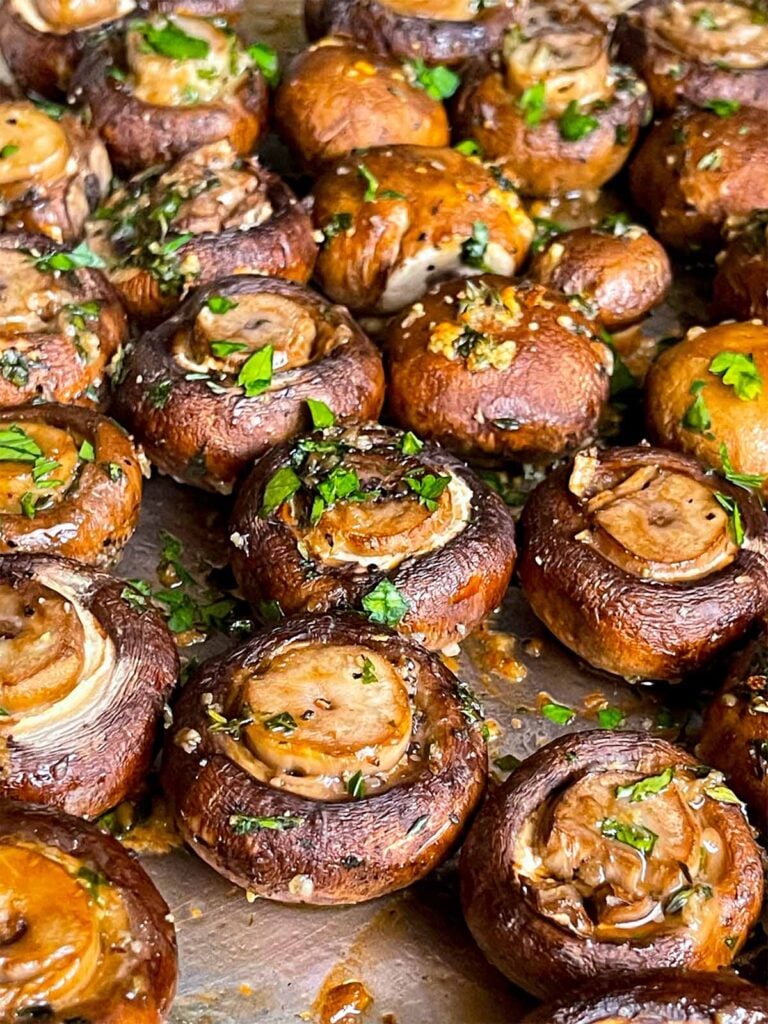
xmin=0 ymin=403 xmax=143 ymax=565
xmin=161 ymin=612 xmax=487 ymax=904
xmin=518 ymin=445 xmax=768 ymax=680
xmin=274 ymin=37 xmax=450 ymax=169
xmin=0 ymin=233 xmax=127 ymax=408
xmin=646 ymin=321 xmax=768 ymax=491
xmin=86 ymin=141 xmax=316 ymax=324
xmin=524 ymin=971 xmax=768 ymax=1024
xmin=0 ymin=100 xmax=110 ymax=244
xmin=70 ymin=13 xmax=269 ymax=176
xmin=713 ymin=213 xmax=768 ymax=322
xmin=113 ymin=276 xmax=384 ymax=493
xmin=616 ymin=0 xmax=768 ymax=114
xmin=461 ymin=730 xmax=765 ymax=998
xmin=229 ymin=422 xmax=517 ymax=651
xmin=384 ymin=276 xmax=612 ymax=462
xmin=698 ymin=630 xmax=768 ymax=836
xmin=305 ymin=0 xmax=522 ymax=65
xmin=0 ymin=553 xmax=178 ymax=817
xmin=629 ymin=106 xmax=768 ymax=250
xmin=0 ymin=798 xmax=177 ymax=1021
xmin=311 ymin=145 xmax=534 ymax=315
xmin=453 ymin=26 xmax=650 ymax=198
xmin=529 ymin=219 xmax=672 ymax=330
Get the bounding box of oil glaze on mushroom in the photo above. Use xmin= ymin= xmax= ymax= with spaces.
xmin=0 ymin=553 xmax=178 ymax=817
xmin=161 ymin=612 xmax=488 ymax=904
xmin=229 ymin=422 xmax=517 ymax=650
xmin=713 ymin=213 xmax=768 ymax=322
xmin=461 ymin=730 xmax=765 ymax=997
xmin=518 ymin=445 xmax=768 ymax=680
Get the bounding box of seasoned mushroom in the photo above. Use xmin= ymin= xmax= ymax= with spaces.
xmin=524 ymin=971 xmax=768 ymax=1023
xmin=274 ymin=37 xmax=451 ymax=168
xmin=229 ymin=422 xmax=517 ymax=651
xmin=0 ymin=99 xmax=110 ymax=244
xmin=629 ymin=105 xmax=768 ymax=250
xmin=113 ymin=276 xmax=385 ymax=492
xmin=461 ymin=730 xmax=765 ymax=997
xmin=161 ymin=612 xmax=487 ymax=904
xmin=86 ymin=141 xmax=317 ymax=323
xmin=0 ymin=553 xmax=178 ymax=817
xmin=699 ymin=630 xmax=768 ymax=835
xmin=616 ymin=0 xmax=768 ymax=114
xmin=0 ymin=799 xmax=177 ymax=1021
xmin=304 ymin=0 xmax=522 ymax=65
xmin=384 ymin=276 xmax=612 ymax=462
xmin=311 ymin=145 xmax=534 ymax=315
xmin=70 ymin=13 xmax=269 ymax=175
xmin=453 ymin=24 xmax=650 ymax=198
xmin=646 ymin=321 xmax=768 ymax=491
xmin=0 ymin=403 xmax=143 ymax=565
xmin=518 ymin=446 xmax=768 ymax=680
xmin=713 ymin=213 xmax=768 ymax=322
xmin=529 ymin=217 xmax=672 ymax=330
xmin=0 ymin=233 xmax=126 ymax=407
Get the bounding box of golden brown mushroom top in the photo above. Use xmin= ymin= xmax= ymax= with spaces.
xmin=8 ymin=0 xmax=136 ymax=33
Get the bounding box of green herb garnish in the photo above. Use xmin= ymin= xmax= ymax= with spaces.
xmin=518 ymin=81 xmax=546 ymax=126
xmin=541 ymin=702 xmax=575 ymax=726
xmin=247 ymin=42 xmax=279 ymax=86
xmin=237 ymin=345 xmax=273 ymax=397
xmin=407 ymin=58 xmax=460 ymax=100
xmin=709 ymin=349 xmax=763 ymax=400
xmin=600 ymin=818 xmax=658 ymax=854
xmin=460 ymin=220 xmax=489 ymax=269
xmin=261 ymin=465 xmax=302 ymax=516
xmin=362 ymin=579 xmax=409 ymax=627
xmin=616 ymin=766 xmax=674 ymax=803
xmin=307 ymin=398 xmax=335 ymax=429
xmin=135 ymin=18 xmax=210 ymax=60
xmin=229 ymin=812 xmax=304 ymax=834
xmin=558 ymin=101 xmax=599 ymax=141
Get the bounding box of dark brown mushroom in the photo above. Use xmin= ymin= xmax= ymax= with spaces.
xmin=629 ymin=105 xmax=768 ymax=250
xmin=0 ymin=798 xmax=177 ymax=1021
xmin=645 ymin=321 xmax=768 ymax=491
xmin=0 ymin=232 xmax=127 ymax=407
xmin=274 ymin=37 xmax=451 ymax=169
xmin=461 ymin=730 xmax=765 ymax=998
xmin=311 ymin=145 xmax=534 ymax=315
xmin=0 ymin=403 xmax=143 ymax=565
xmin=453 ymin=24 xmax=650 ymax=198
xmin=112 ymin=276 xmax=385 ymax=493
xmin=529 ymin=219 xmax=672 ymax=330
xmin=615 ymin=0 xmax=768 ymax=114
xmin=384 ymin=276 xmax=612 ymax=462
xmin=713 ymin=213 xmax=768 ymax=322
xmin=161 ymin=612 xmax=488 ymax=904
xmin=0 ymin=99 xmax=110 ymax=244
xmin=86 ymin=141 xmax=317 ymax=323
xmin=518 ymin=445 xmax=768 ymax=680
xmin=70 ymin=13 xmax=269 ymax=175
xmin=698 ymin=629 xmax=768 ymax=836
xmin=229 ymin=422 xmax=517 ymax=651
xmin=304 ymin=0 xmax=522 ymax=65
xmin=0 ymin=552 xmax=178 ymax=817
xmin=524 ymin=970 xmax=768 ymax=1023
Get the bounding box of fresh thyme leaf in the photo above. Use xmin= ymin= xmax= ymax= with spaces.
xmin=262 ymin=711 xmax=297 ymax=734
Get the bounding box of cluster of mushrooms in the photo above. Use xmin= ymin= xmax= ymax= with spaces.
xmin=0 ymin=0 xmax=768 ymax=1020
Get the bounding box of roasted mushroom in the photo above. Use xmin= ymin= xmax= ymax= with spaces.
xmin=629 ymin=105 xmax=768 ymax=250
xmin=524 ymin=971 xmax=768 ymax=1023
xmin=646 ymin=321 xmax=768 ymax=490
xmin=274 ymin=37 xmax=451 ymax=168
xmin=529 ymin=217 xmax=672 ymax=330
xmin=304 ymin=0 xmax=522 ymax=65
xmin=0 ymin=798 xmax=177 ymax=1021
xmin=311 ymin=145 xmax=534 ymax=315
xmin=699 ymin=629 xmax=768 ymax=835
xmin=453 ymin=24 xmax=650 ymax=198
xmin=0 ymin=403 xmax=143 ymax=565
xmin=713 ymin=212 xmax=768 ymax=322
xmin=616 ymin=0 xmax=768 ymax=114
xmin=86 ymin=141 xmax=317 ymax=322
xmin=461 ymin=730 xmax=765 ymax=997
xmin=71 ymin=13 xmax=269 ymax=175
xmin=384 ymin=276 xmax=612 ymax=462
xmin=0 ymin=553 xmax=178 ymax=817
xmin=162 ymin=612 xmax=487 ymax=904
xmin=518 ymin=445 xmax=768 ymax=680
xmin=113 ymin=276 xmax=385 ymax=492
xmin=229 ymin=422 xmax=517 ymax=651
xmin=0 ymin=233 xmax=127 ymax=407
xmin=0 ymin=99 xmax=110 ymax=243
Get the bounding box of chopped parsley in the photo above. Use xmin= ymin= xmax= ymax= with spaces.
xmin=307 ymin=398 xmax=335 ymax=429
xmin=262 ymin=711 xmax=297 ymax=734
xmin=237 ymin=345 xmax=273 ymax=397
xmin=541 ymin=701 xmax=575 ymax=726
xmin=454 ymin=139 xmax=483 ymax=157
xmin=719 ymin=443 xmax=766 ymax=491
xmin=682 ymin=380 xmax=712 ymax=434
xmin=134 ymin=18 xmax=210 ymax=60
xmin=406 ymin=58 xmax=460 ymax=100
xmin=704 ymin=98 xmax=741 ymax=117
xmin=247 ymin=42 xmax=279 ymax=86
xmin=0 ymin=144 xmax=18 ymax=159
xmin=558 ymin=101 xmax=599 ymax=141
xmin=709 ymin=349 xmax=763 ymax=400
xmin=616 ymin=766 xmax=674 ymax=802
xmin=357 ymin=163 xmax=404 ymax=202
xmin=460 ymin=221 xmax=489 ymax=269
xmin=260 ymin=465 xmax=302 ymax=516
xmin=597 ymin=706 xmax=625 ymax=730
xmin=205 ymin=295 xmax=239 ymax=315
xmin=147 ymin=378 xmax=173 ymax=409
xmin=322 ymin=212 xmax=353 ymax=241
xmin=714 ymin=491 xmax=745 ymax=545
xmin=33 ymin=242 xmax=105 ymax=273
xmin=359 ymin=657 xmax=378 ymax=685
xmin=600 ymin=818 xmax=658 ymax=854
xmin=362 ymin=579 xmax=409 ymax=627
xmin=404 ymin=470 xmax=451 ymax=511
xmin=0 ymin=425 xmax=42 ymax=462
xmin=400 ymin=431 xmax=423 ymax=455
xmin=518 ymin=81 xmax=546 ymax=127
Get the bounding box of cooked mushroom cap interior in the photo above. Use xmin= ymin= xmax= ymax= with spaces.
xmin=645 ymin=0 xmax=768 ymax=69
xmin=0 ymin=102 xmax=72 ymax=196
xmin=14 ymin=0 xmax=135 ymax=31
